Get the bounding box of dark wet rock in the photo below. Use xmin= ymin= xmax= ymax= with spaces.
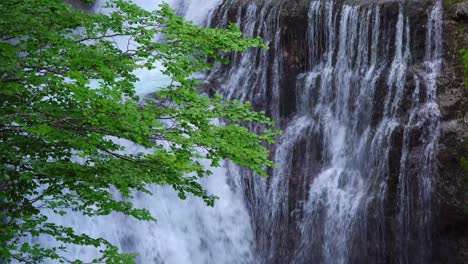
xmin=64 ymin=0 xmax=94 ymax=11
xmin=454 ymin=2 xmax=468 ymax=19
xmin=432 ymin=3 xmax=468 ymax=262
xmin=196 ymin=80 xmax=220 ymax=96
xmin=210 ymin=0 xmax=468 ymax=263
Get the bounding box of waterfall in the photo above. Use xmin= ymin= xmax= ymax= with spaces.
xmin=396 ymin=0 xmax=442 ymax=262
xmin=209 ymin=0 xmax=443 ymax=263
xmin=23 ymin=0 xmax=444 ymax=263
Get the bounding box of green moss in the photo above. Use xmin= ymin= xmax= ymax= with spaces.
xmin=457 ymin=21 xmax=465 ymax=37
xmin=443 ymin=0 xmax=465 ymax=11
xmin=461 ymin=49 xmax=468 ymax=88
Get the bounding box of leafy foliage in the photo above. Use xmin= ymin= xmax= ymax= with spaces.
xmin=0 ymin=0 xmax=277 ymax=262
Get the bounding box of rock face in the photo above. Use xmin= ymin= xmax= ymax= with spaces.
xmin=64 ymin=0 xmax=94 ymax=11
xmin=432 ymin=1 xmax=468 ymax=262
xmin=455 ymin=2 xmax=468 ymax=19
xmin=208 ymin=0 xmax=467 ymax=263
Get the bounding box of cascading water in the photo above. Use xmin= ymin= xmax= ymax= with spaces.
xmin=26 ymin=0 xmax=444 ymax=263
xmin=396 ymin=1 xmax=442 ymax=262
xmin=209 ymin=0 xmax=443 ymax=263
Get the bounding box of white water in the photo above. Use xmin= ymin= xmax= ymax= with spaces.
xmin=397 ymin=0 xmax=442 ymax=262
xmin=26 ymin=1 xmax=256 ymax=263
xmin=208 ymin=0 xmax=443 ymax=263
xmin=300 ymin=3 xmax=389 ymax=262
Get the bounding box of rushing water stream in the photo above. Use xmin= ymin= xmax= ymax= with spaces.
xmin=31 ymin=0 xmax=443 ymax=263
xmin=208 ymin=0 xmax=443 ymax=263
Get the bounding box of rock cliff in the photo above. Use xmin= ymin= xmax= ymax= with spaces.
xmin=209 ymin=0 xmax=468 ymax=263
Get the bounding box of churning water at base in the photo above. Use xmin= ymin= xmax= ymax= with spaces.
xmin=27 ymin=0 xmax=443 ymax=263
